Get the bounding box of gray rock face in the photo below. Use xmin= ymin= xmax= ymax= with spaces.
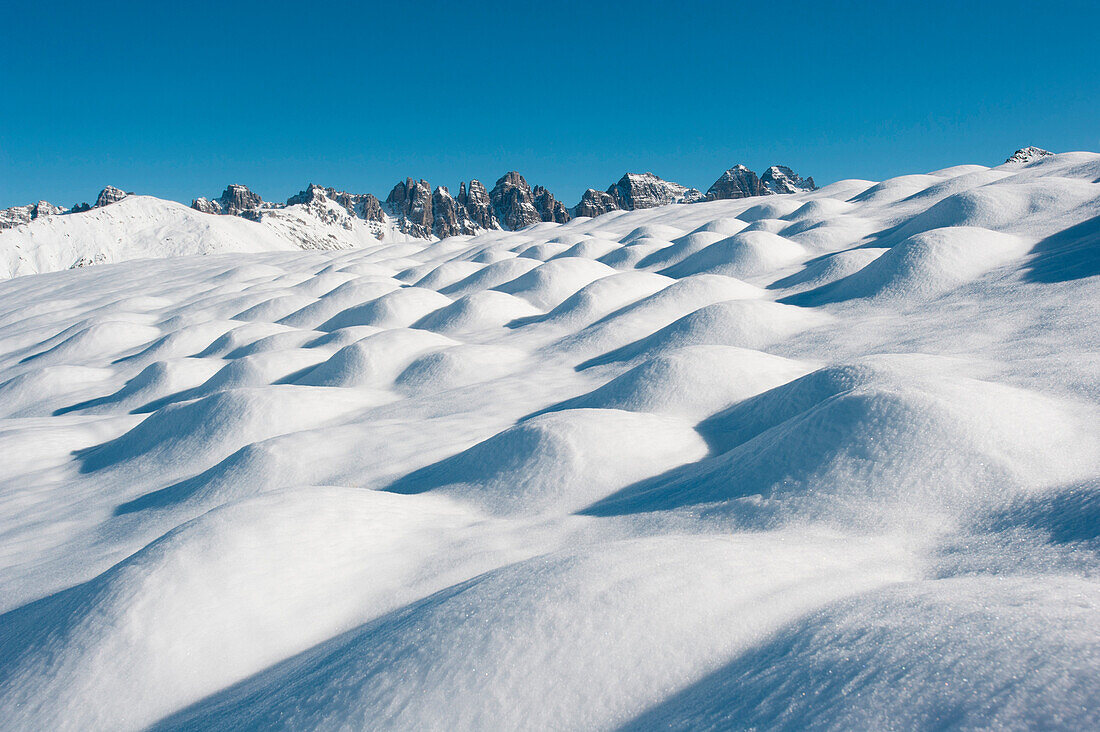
xmin=0 ymin=201 xmax=65 ymax=230
xmin=287 ymin=184 xmax=384 ymax=222
xmin=1005 ymin=146 xmax=1054 ymax=164
xmin=95 ymin=186 xmax=128 ymax=208
xmin=533 ymin=186 xmax=571 ymax=223
xmin=573 ymin=188 xmax=619 ymax=219
xmin=457 ymin=180 xmax=500 ymax=230
xmin=761 ymin=165 xmax=816 ymax=194
xmin=609 ymin=172 xmax=703 ymax=210
xmin=283 ymin=185 xmax=357 ymax=228
xmin=190 ymin=197 xmax=221 ymax=215
xmin=193 ymin=184 xmax=264 ymax=216
xmin=386 ymin=178 xmax=434 ymax=238
xmin=432 ymin=186 xmax=480 ymax=238
xmin=706 ymin=165 xmax=764 ymax=200
xmin=33 ymin=201 xmax=64 ymax=218
xmin=218 ymin=184 xmax=263 ymax=216
xmin=360 ymin=194 xmax=384 ymax=222
xmin=0 ymin=201 xmax=65 ymax=229
xmin=490 ymin=172 xmax=543 ymax=230
xmin=706 ymin=164 xmax=815 ymax=199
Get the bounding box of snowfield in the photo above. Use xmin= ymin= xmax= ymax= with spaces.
xmin=1 ymin=152 xmax=1099 ymax=730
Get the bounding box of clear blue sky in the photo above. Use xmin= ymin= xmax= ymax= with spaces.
xmin=2 ymin=0 xmax=1097 ymax=209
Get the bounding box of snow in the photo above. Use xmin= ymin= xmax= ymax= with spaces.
xmin=0 ymin=152 xmax=1099 ymax=729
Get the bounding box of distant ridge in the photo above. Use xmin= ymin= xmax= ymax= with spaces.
xmin=1 ymin=163 xmax=818 ymax=236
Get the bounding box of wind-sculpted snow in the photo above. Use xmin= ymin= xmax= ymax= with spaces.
xmin=0 ymin=152 xmax=1099 ymax=730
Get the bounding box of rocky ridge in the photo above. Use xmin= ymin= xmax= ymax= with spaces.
xmin=0 ymin=201 xmax=65 ymax=230
xmin=1006 ymin=146 xmax=1054 ymax=164
xmin=13 ymin=151 xmax=1044 ymax=240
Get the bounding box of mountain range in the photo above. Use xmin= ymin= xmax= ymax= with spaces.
xmin=1 ymin=163 xmax=817 ymax=240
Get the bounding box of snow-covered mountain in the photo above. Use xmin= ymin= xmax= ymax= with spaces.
xmin=0 ymin=148 xmax=1098 ymax=729
xmin=0 ymin=162 xmax=817 ymax=277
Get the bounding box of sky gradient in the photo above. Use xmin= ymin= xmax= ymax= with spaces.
xmin=2 ymin=0 xmax=1097 ymax=209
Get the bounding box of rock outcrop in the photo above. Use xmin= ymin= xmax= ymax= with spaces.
xmin=761 ymin=165 xmax=816 ymax=194
xmin=95 ymin=186 xmax=128 ymax=208
xmin=191 ymin=197 xmax=221 ymax=215
xmin=609 ymin=172 xmax=703 ymax=210
xmin=192 ymin=184 xmax=264 ymax=216
xmin=431 ymin=186 xmax=480 ymax=238
xmin=0 ymin=201 xmax=65 ymax=230
xmin=706 ymin=165 xmax=764 ymax=200
xmin=706 ymin=164 xmax=815 ymax=199
xmin=573 ymin=189 xmax=618 ymax=219
xmin=288 ymin=184 xmax=384 ymax=222
xmin=385 ymin=178 xmax=434 ymax=239
xmin=1005 ymin=146 xmax=1054 ymax=164
xmin=490 ymin=172 xmax=544 ymax=230
xmin=533 ymin=186 xmax=571 ymax=223
xmin=457 ymin=180 xmax=501 ymax=230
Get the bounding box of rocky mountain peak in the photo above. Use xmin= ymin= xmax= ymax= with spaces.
xmin=706 ymin=165 xmax=763 ymax=200
xmin=95 ymin=186 xmax=128 ymax=208
xmin=385 ymin=178 xmax=434 ymax=238
xmin=432 ymin=185 xmax=480 ymax=239
xmin=459 ymin=179 xmax=500 ymax=230
xmin=1005 ymin=146 xmax=1054 ymax=164
xmin=572 ymin=189 xmax=618 ymax=219
xmin=193 ymin=184 xmax=264 ymax=217
xmin=490 ymin=172 xmax=543 ymax=230
xmin=761 ymin=165 xmax=816 ymax=194
xmin=533 ymin=186 xmax=571 ymax=224
xmin=609 ymin=172 xmax=703 ymax=210
xmin=286 ymin=185 xmax=383 ymax=222
xmin=0 ymin=200 xmax=66 ymax=230
xmin=219 ymin=184 xmax=263 ymax=215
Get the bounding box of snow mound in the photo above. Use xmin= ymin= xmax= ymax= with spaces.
xmin=492 ymin=257 xmax=617 ymax=309
xmin=297 ymin=329 xmax=458 ymax=387
xmin=0 ymin=488 xmax=483 ymax=731
xmin=78 ymin=386 xmax=376 ymax=477
xmin=21 ymin=320 xmax=161 ymax=367
xmin=661 ymin=230 xmax=807 ymax=279
xmin=511 ymin=271 xmax=673 ymax=330
xmin=413 ymin=290 xmax=542 ymax=333
xmin=55 ymin=357 xmax=224 ymax=415
xmin=626 ymin=575 xmax=1100 ymax=730
xmin=788 ymin=227 xmax=1031 ymax=304
xmin=438 ymin=257 xmax=542 ymax=297
xmin=769 ymin=248 xmax=888 ymax=292
xmin=396 ymin=345 xmax=528 ymax=393
xmin=635 ymin=230 xmax=729 ymax=269
xmin=589 ymin=359 xmax=1098 ymax=526
xmin=690 ymin=216 xmax=750 ymax=236
xmin=154 ymin=533 xmax=914 ymax=731
xmin=579 ymin=299 xmax=831 ymax=369
xmin=387 ymin=408 xmax=707 ymax=515
xmin=736 ymin=199 xmax=804 ymax=221
xmin=411 ymin=260 xmax=485 ymax=290
xmin=535 ymin=345 xmax=812 ymax=420
xmin=318 ymin=287 xmax=452 ymax=330
xmin=276 ymin=279 xmax=401 ymax=329
xmin=557 ymin=274 xmax=765 ymax=359
xmin=597 ymin=236 xmax=673 ymax=268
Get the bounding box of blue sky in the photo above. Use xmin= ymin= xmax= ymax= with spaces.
xmin=2 ymin=0 xmax=1097 ymax=209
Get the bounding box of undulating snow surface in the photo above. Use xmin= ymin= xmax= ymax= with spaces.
xmin=1 ymin=153 xmax=1099 ymax=730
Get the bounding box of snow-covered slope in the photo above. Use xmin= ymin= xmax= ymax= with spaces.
xmin=0 ymin=193 xmax=420 ymax=279
xmin=0 ymin=151 xmax=1098 ymax=730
